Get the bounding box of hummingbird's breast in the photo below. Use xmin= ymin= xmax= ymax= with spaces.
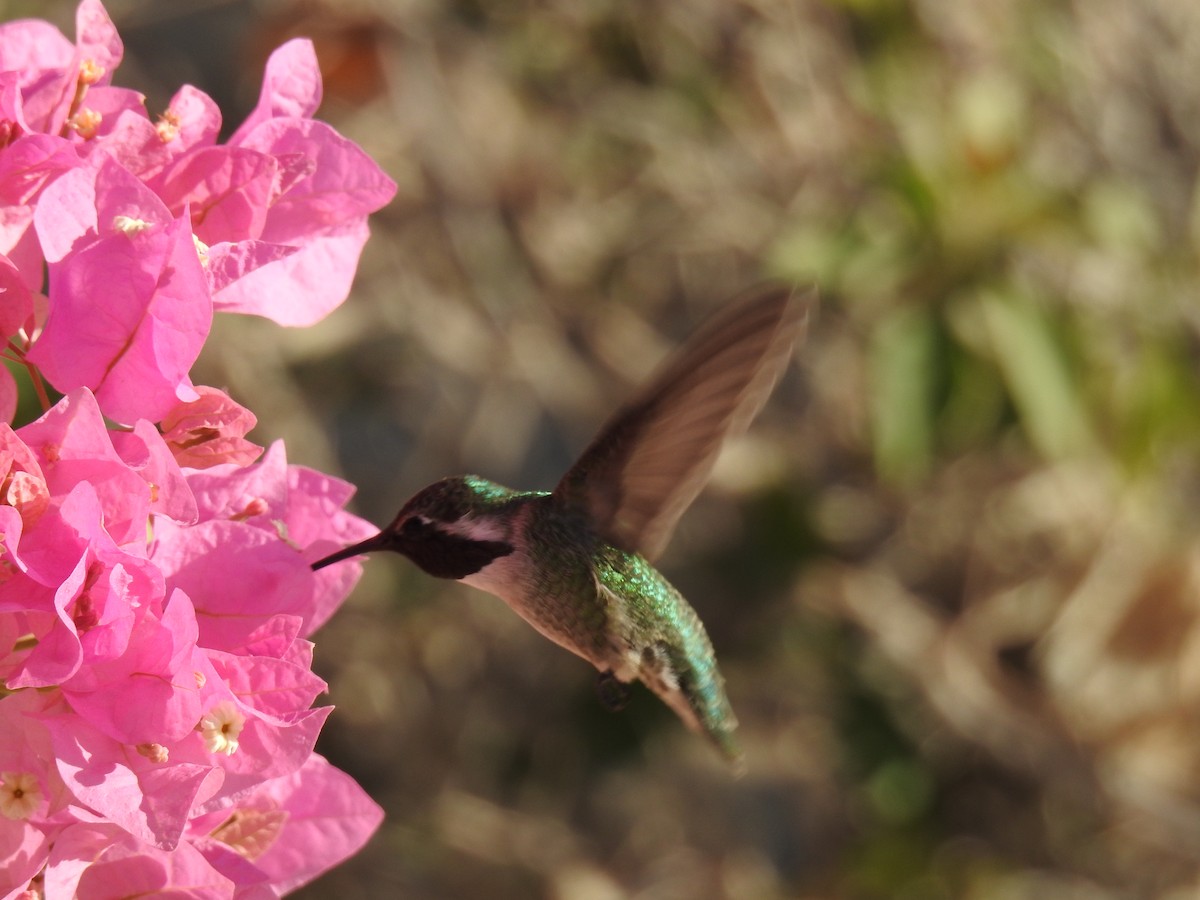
xmin=459 ymin=496 xmax=619 ymax=667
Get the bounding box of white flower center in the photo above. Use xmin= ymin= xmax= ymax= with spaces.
xmin=198 ymin=700 xmax=245 ymax=756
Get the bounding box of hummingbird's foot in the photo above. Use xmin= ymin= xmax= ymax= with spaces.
xmin=595 ymin=670 xmax=631 ymax=712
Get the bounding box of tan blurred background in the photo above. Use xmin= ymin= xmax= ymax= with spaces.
xmin=19 ymin=0 xmax=1200 ymax=896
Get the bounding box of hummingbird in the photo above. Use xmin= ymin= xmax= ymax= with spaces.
xmin=311 ymin=284 xmax=814 ymax=770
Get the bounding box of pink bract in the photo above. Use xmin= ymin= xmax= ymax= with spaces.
xmin=29 ymin=214 xmax=211 ymax=424
xmin=159 ymin=386 xmax=262 ymax=470
xmin=0 ymin=1 xmax=389 ymax=893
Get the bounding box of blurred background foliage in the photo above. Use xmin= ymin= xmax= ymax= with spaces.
xmin=18 ymin=0 xmax=1200 ymax=896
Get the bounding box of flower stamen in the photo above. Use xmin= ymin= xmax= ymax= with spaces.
xmin=198 ymin=700 xmax=245 ymax=756
xmin=0 ymin=771 xmax=41 ymax=820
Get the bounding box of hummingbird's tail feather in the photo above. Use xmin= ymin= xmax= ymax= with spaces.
xmin=634 ymin=637 xmax=746 ymax=774
xmin=310 ymin=532 xmax=390 ymax=570
xmin=687 ymin=698 xmax=744 ymax=775
xmin=713 ymin=726 xmax=747 ymax=778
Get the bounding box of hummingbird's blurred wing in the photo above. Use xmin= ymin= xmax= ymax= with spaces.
xmin=553 ymin=284 xmax=814 ymax=562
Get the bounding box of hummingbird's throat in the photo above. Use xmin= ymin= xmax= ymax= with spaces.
xmin=401 ymin=520 xmax=514 ymax=580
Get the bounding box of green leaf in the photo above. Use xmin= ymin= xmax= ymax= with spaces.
xmin=870 ymin=305 xmax=937 ymax=483
xmin=979 ymin=290 xmax=1094 ymax=459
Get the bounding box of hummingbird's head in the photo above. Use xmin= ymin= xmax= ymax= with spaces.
xmin=392 ymin=475 xmax=512 ymax=527
xmin=310 ymin=475 xmax=519 ymax=580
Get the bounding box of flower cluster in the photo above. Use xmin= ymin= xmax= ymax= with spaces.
xmin=0 ymin=2 xmax=396 ymax=896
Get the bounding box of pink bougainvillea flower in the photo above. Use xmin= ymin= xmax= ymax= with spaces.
xmin=155 ymin=146 xmax=278 ymax=246
xmin=94 ymin=83 xmax=222 ymax=184
xmin=69 ymin=0 xmax=123 ymax=91
xmin=32 ymin=153 xmax=172 ymax=265
xmin=43 ymin=642 xmax=332 ymax=851
xmin=0 ymin=818 xmax=49 ymax=898
xmin=0 ymin=481 xmax=163 ymax=693
xmin=172 ymin=438 xmax=291 ymax=526
xmin=200 ymin=238 xmax=298 ymax=297
xmin=217 ymin=116 xmax=395 ymax=326
xmin=0 ymin=691 xmax=71 ymax=896
xmin=0 ymin=423 xmax=47 ymax=532
xmin=0 ymin=16 xmax=76 ymax=132
xmin=109 ymin=419 xmax=199 ymax=525
xmin=0 ymin=0 xmax=120 ymax=158
xmin=151 ymin=442 xmax=374 ymax=648
xmin=159 ymin=385 xmax=262 ymax=470
xmin=0 ymin=134 xmax=81 ymax=290
xmin=42 ymin=608 xmax=331 ymax=850
xmin=0 ymin=441 xmax=46 ymax=549
xmin=28 ymin=213 xmax=211 ymax=424
xmin=0 ymin=2 xmax=389 ymax=892
xmin=0 ymin=416 xmax=192 ymax=693
xmin=16 ymin=389 xmax=154 ymax=547
xmin=43 ymin=708 xmax=216 ymax=851
xmin=229 ymin=38 xmax=322 ymax=146
xmin=289 ymin=463 xmax=378 ymax=633
xmin=210 ymin=39 xmax=396 ymax=327
xmin=0 ymin=689 xmax=73 ymax=820
xmin=192 ymin=753 xmax=384 ymax=895
xmin=206 ymin=641 xmax=326 ymax=722
xmin=0 ymin=366 xmax=14 ymax=426
xmin=80 ymin=838 xmax=236 ymax=899
xmin=185 ymin=691 xmax=332 ymax=808
xmin=61 ymin=581 xmax=202 ymax=748
xmin=65 ymin=83 xmax=146 ymax=147
xmin=46 ymin=822 xmax=235 ymax=898
xmin=0 ymin=576 xmax=77 ymax=691
xmin=152 ymin=516 xmax=313 ymax=653
xmin=0 ymin=250 xmax=27 ymax=422
xmin=0 ymin=251 xmax=31 ymax=339
xmin=40 ymin=823 xmax=120 ymax=899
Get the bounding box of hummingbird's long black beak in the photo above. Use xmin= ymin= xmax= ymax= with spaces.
xmin=310 ymin=531 xmax=392 ymax=571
